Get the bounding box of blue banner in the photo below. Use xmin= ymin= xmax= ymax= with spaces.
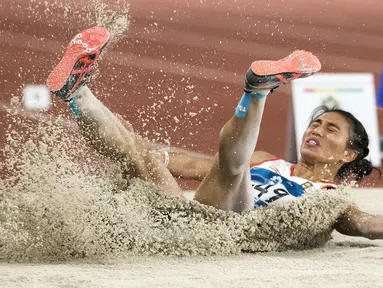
xmin=377 ymin=65 xmax=383 ymax=108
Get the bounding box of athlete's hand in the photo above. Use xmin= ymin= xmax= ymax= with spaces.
xmin=335 ymin=205 xmax=383 ymax=240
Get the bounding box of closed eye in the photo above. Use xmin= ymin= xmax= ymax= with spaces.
xmin=309 ymin=120 xmax=321 ymax=128
xmin=328 ymin=123 xmax=340 ymax=133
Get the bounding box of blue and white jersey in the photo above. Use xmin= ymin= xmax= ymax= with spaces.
xmin=250 ymin=159 xmax=336 ymax=208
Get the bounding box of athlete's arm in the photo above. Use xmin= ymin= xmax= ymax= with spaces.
xmin=116 ymin=114 xmax=213 ymax=180
xmin=168 ymin=150 xmax=276 ymax=181
xmin=167 ymin=151 xmax=213 ymax=181
xmin=167 ymin=150 xmax=276 ymax=181
xmin=334 ymin=205 xmax=383 ymax=240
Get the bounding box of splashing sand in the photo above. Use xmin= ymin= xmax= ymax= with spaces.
xmin=0 ymin=0 xmax=352 ymax=263
xmin=0 ymin=112 xmax=352 ymax=263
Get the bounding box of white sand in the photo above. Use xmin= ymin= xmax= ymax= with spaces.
xmin=1 ymin=189 xmax=382 ymax=288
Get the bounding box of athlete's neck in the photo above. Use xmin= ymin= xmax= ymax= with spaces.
xmin=293 ymin=160 xmax=340 ymax=183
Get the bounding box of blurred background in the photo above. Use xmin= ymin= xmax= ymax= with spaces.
xmin=1 ymin=0 xmax=382 ymax=188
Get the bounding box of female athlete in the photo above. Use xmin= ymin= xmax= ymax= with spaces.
xmin=46 ymin=27 xmax=383 ymax=240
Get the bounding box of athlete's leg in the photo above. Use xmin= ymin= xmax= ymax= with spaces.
xmin=72 ymin=86 xmax=182 ymax=195
xmin=47 ymin=27 xmax=181 ymax=196
xmin=194 ymin=51 xmax=321 ymax=212
xmin=194 ymin=96 xmax=267 ymax=212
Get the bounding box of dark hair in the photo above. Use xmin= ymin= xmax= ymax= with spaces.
xmin=309 ymin=105 xmax=380 ymax=181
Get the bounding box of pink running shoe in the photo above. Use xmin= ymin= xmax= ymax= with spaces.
xmin=245 ymin=50 xmax=321 ymax=92
xmin=47 ymin=26 xmax=110 ymax=101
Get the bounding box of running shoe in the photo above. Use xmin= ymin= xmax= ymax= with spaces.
xmin=47 ymin=26 xmax=110 ymax=101
xmin=244 ymin=50 xmax=321 ymax=93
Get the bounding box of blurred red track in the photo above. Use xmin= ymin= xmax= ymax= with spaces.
xmin=1 ymin=0 xmax=382 ymax=186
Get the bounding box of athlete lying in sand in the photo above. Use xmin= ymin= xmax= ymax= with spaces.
xmin=47 ymin=27 xmax=383 ymax=240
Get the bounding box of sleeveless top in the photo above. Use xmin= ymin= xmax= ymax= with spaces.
xmin=250 ymin=159 xmax=336 ymax=208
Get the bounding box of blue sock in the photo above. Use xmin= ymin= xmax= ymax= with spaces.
xmin=235 ymin=91 xmax=267 ymax=118
xmin=68 ymin=96 xmax=81 ymax=118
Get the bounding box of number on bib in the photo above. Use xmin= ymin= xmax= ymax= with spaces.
xmin=253 ymin=184 xmax=290 ymax=204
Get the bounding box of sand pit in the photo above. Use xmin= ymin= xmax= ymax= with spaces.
xmin=0 ymin=189 xmax=382 ymax=288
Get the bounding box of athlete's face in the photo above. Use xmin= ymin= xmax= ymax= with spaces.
xmin=300 ymin=112 xmax=357 ymax=165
